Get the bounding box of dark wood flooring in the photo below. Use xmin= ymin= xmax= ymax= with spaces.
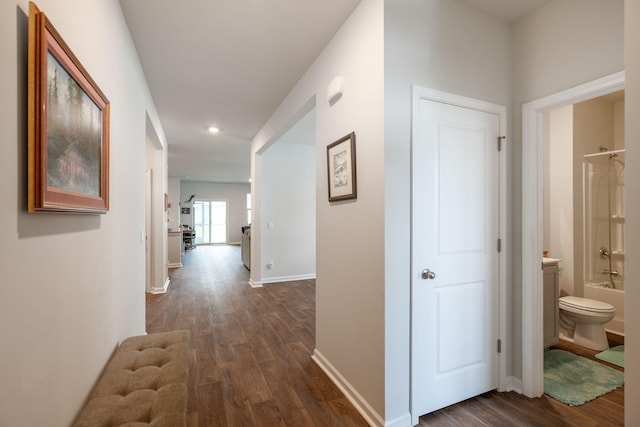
xmin=148 ymin=245 xmax=369 ymax=426
xmin=419 ymin=334 xmax=624 ymax=426
xmin=148 ymin=245 xmax=624 ymax=426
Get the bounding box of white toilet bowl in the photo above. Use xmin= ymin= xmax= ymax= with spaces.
xmin=559 ymin=296 xmax=615 ymax=351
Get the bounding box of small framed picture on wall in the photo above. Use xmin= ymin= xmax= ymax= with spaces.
xmin=327 ymin=132 xmax=357 ymax=202
xmin=181 ymin=207 xmax=190 ymax=215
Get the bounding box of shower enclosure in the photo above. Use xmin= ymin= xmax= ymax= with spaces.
xmin=583 ymin=148 xmax=625 ymax=335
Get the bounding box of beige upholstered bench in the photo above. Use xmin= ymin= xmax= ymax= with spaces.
xmin=74 ymin=330 xmax=190 ymax=427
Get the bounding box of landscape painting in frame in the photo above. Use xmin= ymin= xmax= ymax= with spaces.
xmin=28 ymin=2 xmax=110 ymax=213
xmin=327 ymin=132 xmax=357 ymax=202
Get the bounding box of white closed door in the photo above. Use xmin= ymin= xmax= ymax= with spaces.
xmin=412 ymin=92 xmax=502 ymax=419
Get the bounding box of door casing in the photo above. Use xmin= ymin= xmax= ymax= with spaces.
xmin=520 ymin=71 xmax=625 ymax=397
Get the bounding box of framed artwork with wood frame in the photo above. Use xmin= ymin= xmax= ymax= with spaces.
xmin=326 ymin=132 xmax=357 ymax=202
xmin=28 ymin=2 xmax=110 ymax=213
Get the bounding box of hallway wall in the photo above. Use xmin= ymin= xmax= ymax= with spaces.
xmin=0 ymin=1 xmax=166 ymax=425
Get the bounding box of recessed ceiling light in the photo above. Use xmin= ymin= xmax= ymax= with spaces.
xmin=208 ymin=126 xmax=221 ymax=134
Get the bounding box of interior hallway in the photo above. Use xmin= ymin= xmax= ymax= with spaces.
xmin=147 ymin=245 xmax=623 ymax=426
xmin=146 ymin=245 xmax=368 ymax=426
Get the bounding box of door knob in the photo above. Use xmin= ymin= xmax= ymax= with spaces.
xmin=421 ymin=269 xmax=436 ymax=280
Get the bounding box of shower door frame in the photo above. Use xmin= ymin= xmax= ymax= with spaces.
xmin=521 ymin=71 xmax=625 ymax=398
xmin=583 ymin=150 xmax=626 ymax=290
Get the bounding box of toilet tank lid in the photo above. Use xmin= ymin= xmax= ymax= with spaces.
xmin=559 ymin=295 xmax=615 ymax=312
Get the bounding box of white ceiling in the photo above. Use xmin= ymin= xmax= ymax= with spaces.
xmin=119 ymin=0 xmax=551 ymax=183
xmin=455 ymin=0 xmax=552 ymax=23
xmin=119 ymin=0 xmax=360 ymax=183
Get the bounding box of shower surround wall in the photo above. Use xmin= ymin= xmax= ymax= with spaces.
xmin=583 ymin=150 xmax=626 ymax=336
xmin=544 ymin=94 xmax=624 ymax=298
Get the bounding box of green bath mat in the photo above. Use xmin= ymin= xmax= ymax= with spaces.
xmin=596 ymin=345 xmax=625 ymax=368
xmin=544 ymin=349 xmax=624 ymax=406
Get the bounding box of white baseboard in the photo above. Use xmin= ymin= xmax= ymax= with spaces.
xmin=384 ymin=413 xmax=412 ymax=427
xmin=260 ymin=274 xmax=316 ymax=285
xmin=312 ymin=349 xmax=384 ymax=427
xmin=503 ymin=376 xmax=522 ymax=394
xmin=249 ymin=274 xmax=316 ymax=288
xmin=248 ymin=279 xmax=263 ymax=288
xmin=149 ymin=277 xmax=170 ymax=294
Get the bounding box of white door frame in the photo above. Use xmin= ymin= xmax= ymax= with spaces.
xmin=411 ymin=86 xmax=508 ymax=423
xmin=145 ymin=117 xmax=169 ymax=295
xmin=520 ymin=71 xmax=624 ymax=397
xmin=145 ymin=169 xmax=153 ymax=292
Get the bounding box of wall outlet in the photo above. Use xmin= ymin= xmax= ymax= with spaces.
xmin=267 ymin=259 xmax=273 ymax=269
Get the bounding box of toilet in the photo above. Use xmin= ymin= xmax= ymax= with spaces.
xmin=559 ymin=296 xmax=616 ymax=351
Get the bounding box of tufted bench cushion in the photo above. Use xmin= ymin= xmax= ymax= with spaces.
xmin=74 ymin=330 xmax=190 ymax=427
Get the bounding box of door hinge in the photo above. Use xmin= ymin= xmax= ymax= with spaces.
xmin=497 ymin=339 xmax=502 ymax=353
xmin=497 ymin=238 xmax=502 ymax=253
xmin=498 ymin=136 xmax=506 ymax=152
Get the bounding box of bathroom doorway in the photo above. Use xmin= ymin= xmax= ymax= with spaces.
xmin=544 ymin=90 xmax=625 ymax=304
xmin=521 ymin=72 xmax=625 ymax=397
xmin=544 ymin=90 xmax=625 ymax=342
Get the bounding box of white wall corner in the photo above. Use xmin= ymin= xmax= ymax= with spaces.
xmin=384 ymin=413 xmax=412 ymax=427
xmin=312 ymin=349 xmax=385 ymax=427
xmin=150 ymin=277 xmax=170 ymax=294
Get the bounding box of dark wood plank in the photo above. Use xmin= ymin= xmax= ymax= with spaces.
xmin=197 ymin=382 xmax=226 ymax=427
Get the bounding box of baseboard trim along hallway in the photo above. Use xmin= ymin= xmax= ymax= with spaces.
xmin=312 ymin=349 xmax=386 ymax=427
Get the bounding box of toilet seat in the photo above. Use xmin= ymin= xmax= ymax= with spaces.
xmin=559 ymin=296 xmax=615 ymax=314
